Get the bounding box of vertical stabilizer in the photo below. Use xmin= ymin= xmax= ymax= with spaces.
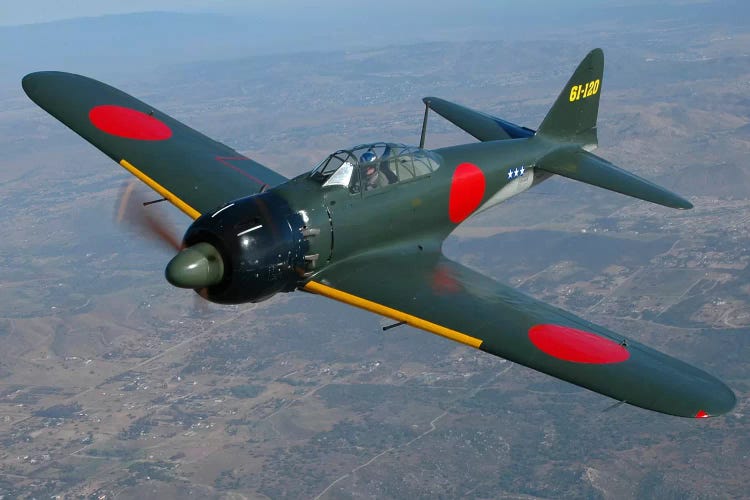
xmin=537 ymin=48 xmax=604 ymax=146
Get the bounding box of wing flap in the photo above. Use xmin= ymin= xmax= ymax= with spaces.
xmin=23 ymin=71 xmax=288 ymax=217
xmin=306 ymin=250 xmax=735 ymax=418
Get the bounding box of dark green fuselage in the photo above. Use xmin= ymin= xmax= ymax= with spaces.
xmin=277 ymin=137 xmax=552 ymax=272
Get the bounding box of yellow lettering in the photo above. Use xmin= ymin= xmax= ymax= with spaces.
xmin=569 ymin=85 xmax=578 ymax=102
xmin=570 ymin=79 xmax=601 ymax=102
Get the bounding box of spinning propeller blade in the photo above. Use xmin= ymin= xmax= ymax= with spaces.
xmin=115 ymin=181 xmax=182 ymax=252
xmin=115 ymin=181 xmax=222 ymax=303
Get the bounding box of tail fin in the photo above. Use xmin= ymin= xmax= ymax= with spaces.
xmin=537 ymin=48 xmax=603 ymax=146
xmin=534 ymin=49 xmax=692 ymax=210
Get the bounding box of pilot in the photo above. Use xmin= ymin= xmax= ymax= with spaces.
xmin=359 ymin=151 xmax=388 ymax=191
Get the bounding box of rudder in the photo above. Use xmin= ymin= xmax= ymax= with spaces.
xmin=537 ymin=48 xmax=603 ymax=146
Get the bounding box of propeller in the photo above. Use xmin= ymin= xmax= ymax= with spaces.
xmin=115 ymin=180 xmax=182 ymax=251
xmin=114 ymin=181 xmax=225 ymax=307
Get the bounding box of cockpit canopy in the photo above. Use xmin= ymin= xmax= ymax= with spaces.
xmin=310 ymin=142 xmax=441 ymax=193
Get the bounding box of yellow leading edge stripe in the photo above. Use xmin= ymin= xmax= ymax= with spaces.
xmin=304 ymin=280 xmax=483 ymax=349
xmin=119 ymin=159 xmax=201 ymax=220
xmin=117 ymin=159 xmax=480 ymax=349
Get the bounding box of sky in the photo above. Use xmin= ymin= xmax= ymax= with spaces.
xmin=3 ymin=0 xmax=738 ymax=92
xmin=0 ymin=0 xmax=618 ymax=85
xmin=1 ymin=0 xmax=650 ymax=26
xmin=1 ymin=0 xmax=223 ymax=25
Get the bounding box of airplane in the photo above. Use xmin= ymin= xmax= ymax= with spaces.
xmin=22 ymin=49 xmax=736 ymax=418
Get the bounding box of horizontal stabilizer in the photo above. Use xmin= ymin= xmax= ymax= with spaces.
xmin=423 ymin=97 xmax=534 ymax=142
xmin=537 ymin=148 xmax=693 ymax=210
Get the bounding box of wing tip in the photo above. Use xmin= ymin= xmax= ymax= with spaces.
xmin=21 ymin=72 xmax=42 ymax=99
xmin=691 ymin=379 xmax=736 ymax=418
xmin=22 ymin=71 xmax=84 ymax=100
xmin=22 ymin=71 xmax=64 ymax=102
xmin=670 ymin=194 xmax=694 ymax=210
xmin=671 ymin=200 xmax=694 ymax=210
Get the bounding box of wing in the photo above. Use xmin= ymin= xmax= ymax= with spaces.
xmin=23 ymin=71 xmax=288 ymax=219
xmin=304 ymin=249 xmax=735 ymax=418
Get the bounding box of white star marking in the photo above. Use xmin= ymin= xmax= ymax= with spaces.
xmin=514 ymin=168 xmax=520 ymax=177
xmin=507 ymin=170 xmax=514 ymax=179
xmin=520 ymin=166 xmax=525 ymax=176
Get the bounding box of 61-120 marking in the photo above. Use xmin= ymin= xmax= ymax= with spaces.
xmin=569 ymin=79 xmax=600 ymax=102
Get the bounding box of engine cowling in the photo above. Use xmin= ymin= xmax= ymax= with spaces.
xmin=166 ymin=191 xmax=308 ymax=304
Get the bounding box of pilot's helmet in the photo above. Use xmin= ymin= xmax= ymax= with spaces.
xmin=359 ymin=151 xmax=378 ymax=164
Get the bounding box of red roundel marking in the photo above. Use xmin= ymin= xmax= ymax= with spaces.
xmin=695 ymin=410 xmax=709 ymax=418
xmin=529 ymin=324 xmax=630 ymax=364
xmin=448 ymin=162 xmax=486 ymax=223
xmin=431 ymin=263 xmax=462 ymax=294
xmin=89 ymin=105 xmax=172 ymax=140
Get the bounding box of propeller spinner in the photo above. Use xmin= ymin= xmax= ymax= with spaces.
xmin=165 ymin=242 xmax=224 ymax=289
